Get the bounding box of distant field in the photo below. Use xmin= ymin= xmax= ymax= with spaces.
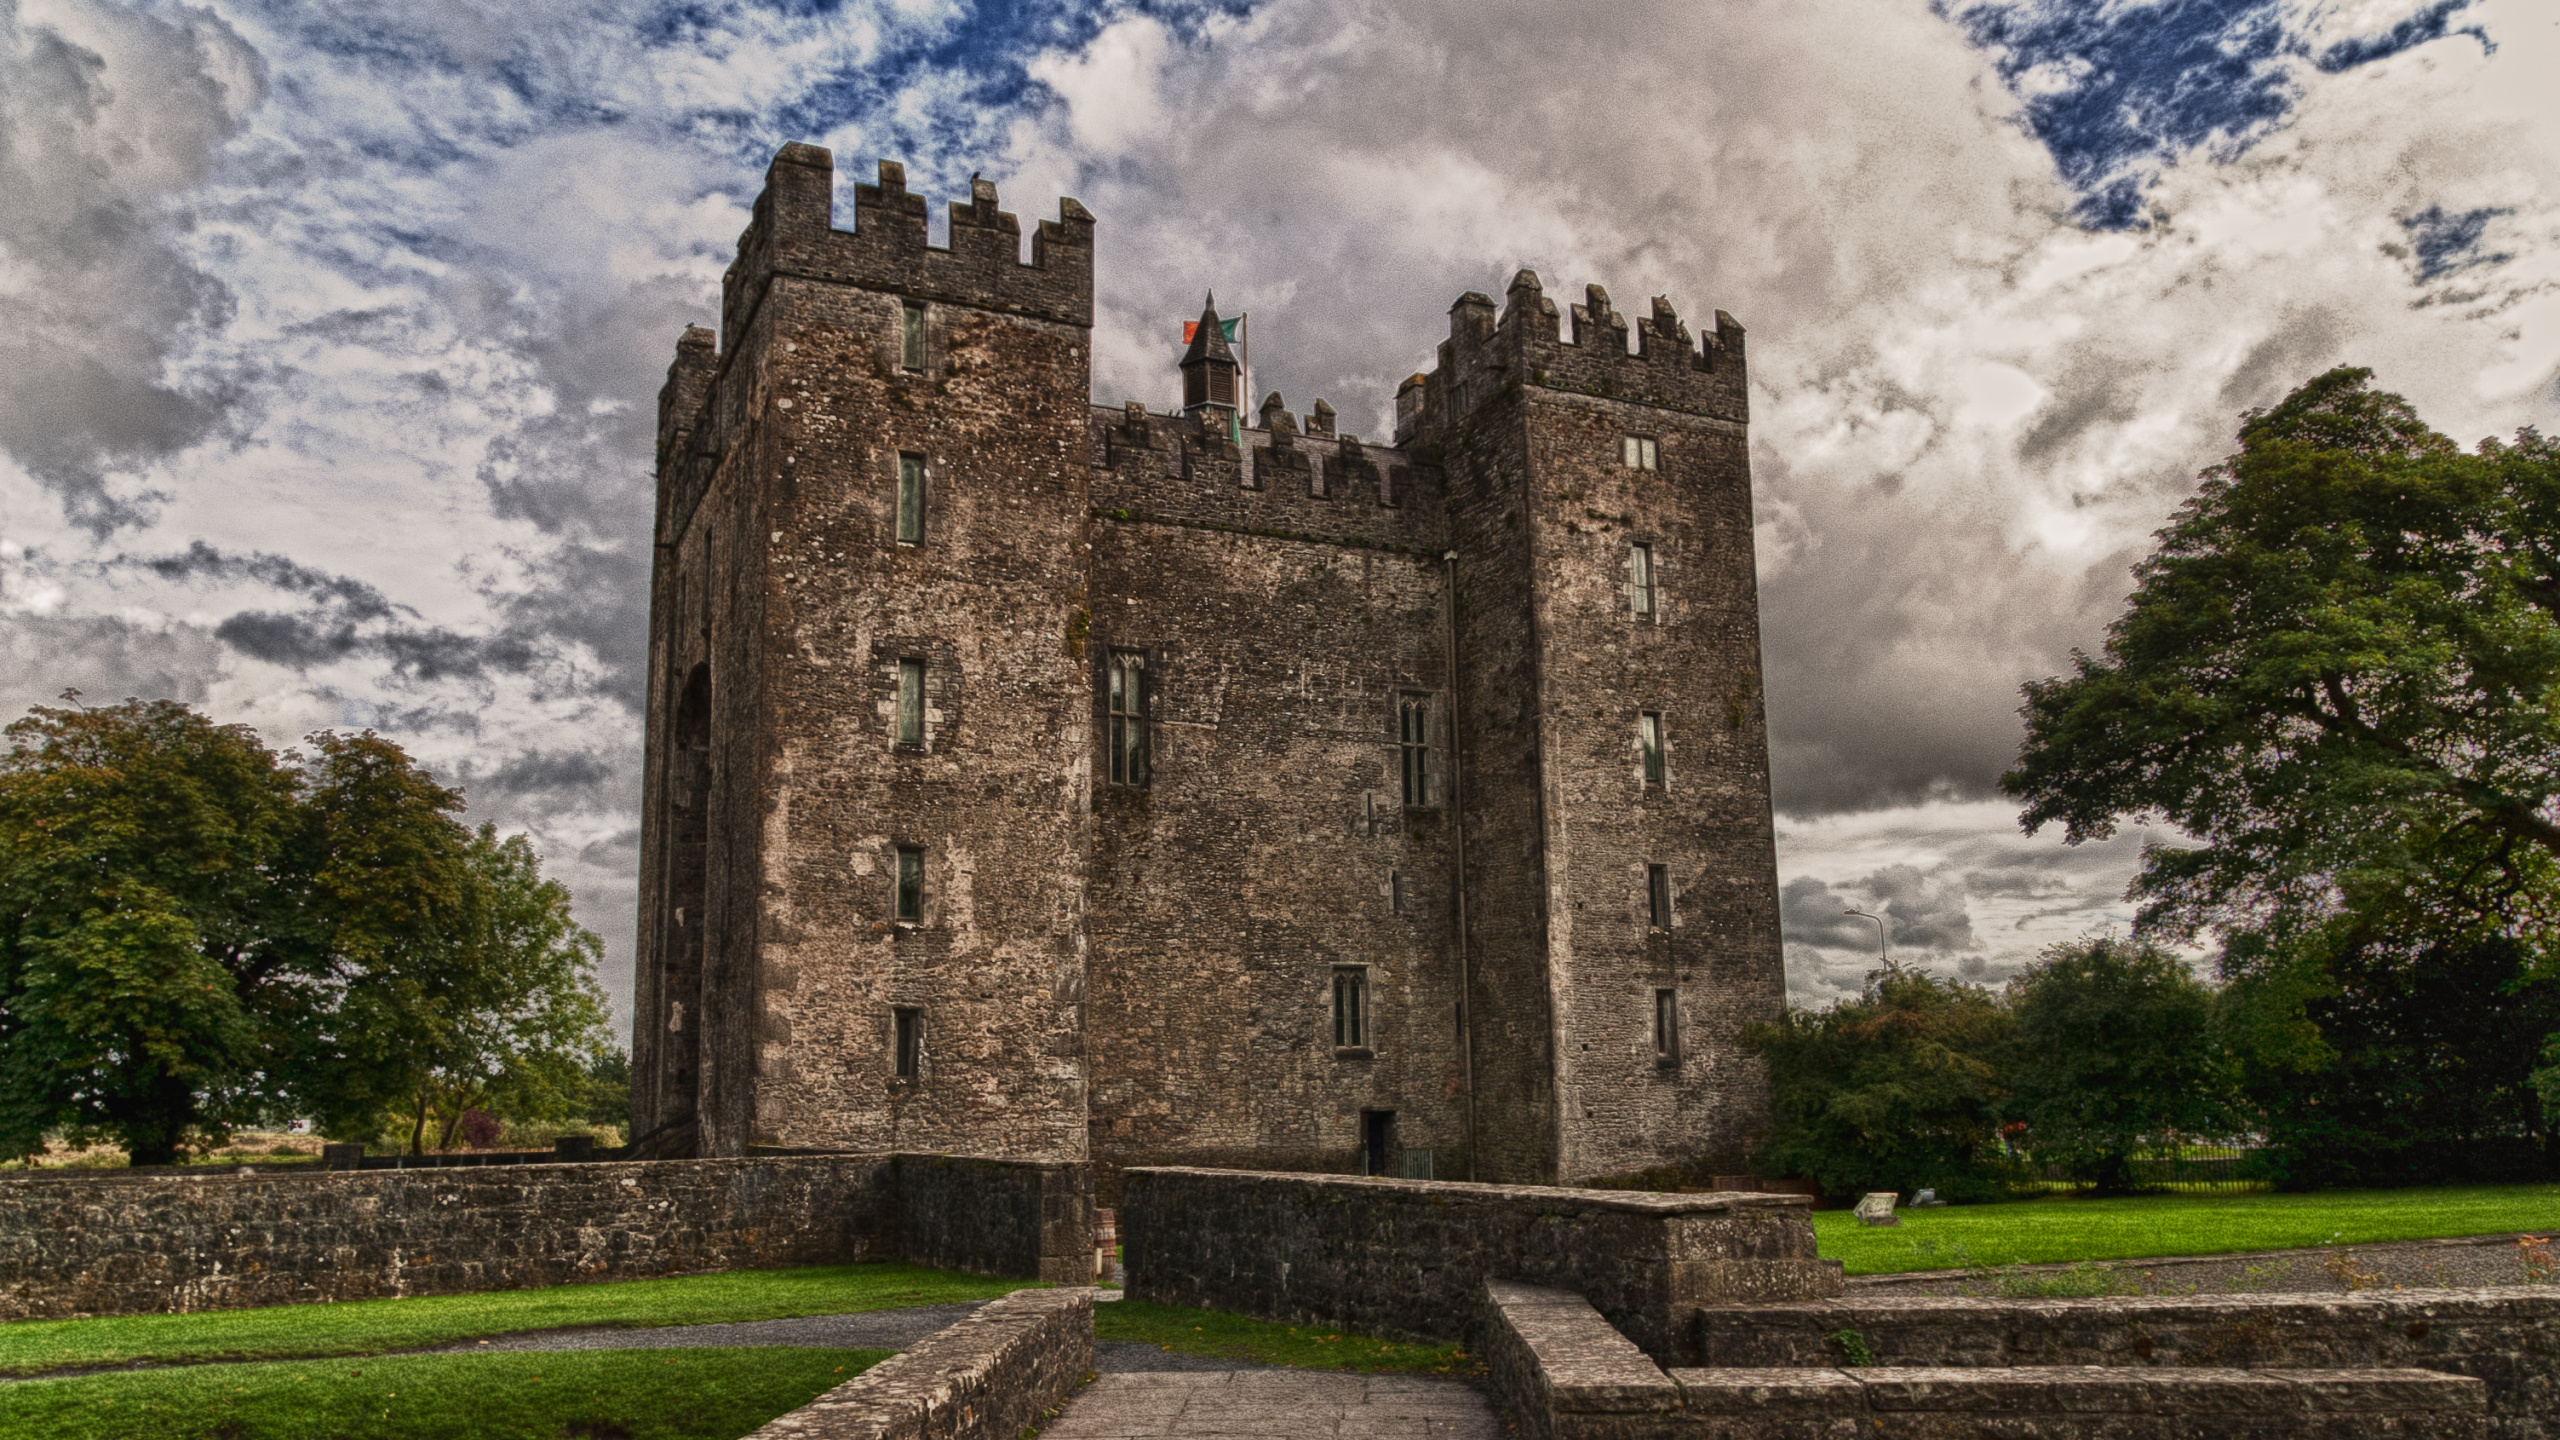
xmin=1813 ymin=1184 xmax=2560 ymax=1275
xmin=0 ymin=1263 xmax=1028 ymax=1376
xmin=0 ymin=1346 xmax=885 ymax=1440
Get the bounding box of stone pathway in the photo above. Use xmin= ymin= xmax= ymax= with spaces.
xmin=1035 ymin=1370 xmax=1500 ymax=1439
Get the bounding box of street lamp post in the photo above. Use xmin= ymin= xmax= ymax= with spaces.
xmin=1844 ymin=908 xmax=1887 ymax=965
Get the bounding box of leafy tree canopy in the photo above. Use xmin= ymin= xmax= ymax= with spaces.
xmin=0 ymin=695 xmax=610 ymax=1164
xmin=2005 ymin=935 xmax=2236 ymax=1192
xmin=2002 ymin=369 xmax=2560 ymax=949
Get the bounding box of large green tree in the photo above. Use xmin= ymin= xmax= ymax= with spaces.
xmin=2005 ymin=936 xmax=2236 ymax=1192
xmin=2002 ymin=369 xmax=2560 ymax=952
xmin=0 ymin=698 xmax=301 ymax=1164
xmin=0 ymin=696 xmax=609 ymax=1164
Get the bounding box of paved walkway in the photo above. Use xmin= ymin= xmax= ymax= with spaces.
xmin=1037 ymin=1370 xmax=1500 ymax=1438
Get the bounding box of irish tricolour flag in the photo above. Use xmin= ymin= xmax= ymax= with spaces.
xmin=1182 ymin=317 xmax=1242 ymax=344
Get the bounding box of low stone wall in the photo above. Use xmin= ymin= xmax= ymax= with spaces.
xmin=0 ymin=1152 xmax=1092 ymax=1320
xmin=1666 ymin=1365 xmax=2486 ymax=1438
xmin=1120 ymin=1167 xmax=1839 ymax=1362
xmin=1484 ymin=1280 xmax=2492 ymax=1439
xmin=1694 ymin=1289 xmax=2560 ymax=1429
xmin=893 ymin=1155 xmax=1092 ymax=1285
xmin=1481 ymin=1280 xmax=1683 ymax=1440
xmin=741 ymin=1287 xmax=1094 ymax=1440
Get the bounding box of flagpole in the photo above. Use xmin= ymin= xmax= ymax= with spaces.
xmin=1240 ymin=313 xmax=1250 ymax=417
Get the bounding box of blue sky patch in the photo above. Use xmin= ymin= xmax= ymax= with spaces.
xmin=2400 ymin=204 xmax=2513 ymax=281
xmin=1941 ymin=0 xmax=2492 ymax=230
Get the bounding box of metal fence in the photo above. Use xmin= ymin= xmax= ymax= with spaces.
xmin=2029 ymin=1143 xmax=2264 ymax=1192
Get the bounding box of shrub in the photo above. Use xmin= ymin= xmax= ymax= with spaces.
xmin=1744 ymin=967 xmax=2020 ymax=1202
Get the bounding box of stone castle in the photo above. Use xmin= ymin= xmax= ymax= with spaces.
xmin=633 ymin=143 xmax=1784 ymax=1188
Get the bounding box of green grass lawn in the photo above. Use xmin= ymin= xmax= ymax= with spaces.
xmin=1815 ymin=1183 xmax=2560 ymax=1275
xmin=0 ymin=1263 xmax=1030 ymax=1377
xmin=1095 ymin=1298 xmax=1478 ymax=1374
xmin=0 ymin=1346 xmax=886 ymax=1440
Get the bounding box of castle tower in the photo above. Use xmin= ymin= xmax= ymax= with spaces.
xmin=635 ymin=145 xmax=1097 ymax=1158
xmin=1408 ymin=271 xmax=1781 ymax=1183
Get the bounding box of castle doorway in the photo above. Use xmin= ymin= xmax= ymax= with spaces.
xmin=1363 ymin=1110 xmax=1396 ymax=1177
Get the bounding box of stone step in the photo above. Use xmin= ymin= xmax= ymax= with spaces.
xmin=1662 ymin=1365 xmax=2486 ymax=1438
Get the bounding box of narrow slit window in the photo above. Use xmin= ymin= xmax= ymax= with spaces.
xmin=895 ymin=845 xmax=924 ymax=922
xmin=897 ymin=453 xmax=926 ymax=545
xmin=1391 ymin=871 xmax=1405 ymax=915
xmin=1107 ymin=651 xmax=1148 ymax=787
xmin=1622 ymin=435 xmax=1658 ymax=471
xmin=896 ymin=658 xmax=924 ymax=746
xmin=1648 ymin=863 xmax=1672 ymax=930
xmin=1399 ymin=695 xmax=1431 ymax=808
xmin=1641 ymin=711 xmax=1665 ymax=787
xmin=1334 ymin=967 xmax=1369 ymax=1049
xmin=893 ymin=1007 xmax=921 ymax=1078
xmin=1630 ymin=543 xmax=1655 ymax=618
xmin=1654 ymin=989 xmax=1679 ymax=1064
xmin=901 ymin=301 xmax=925 ymax=370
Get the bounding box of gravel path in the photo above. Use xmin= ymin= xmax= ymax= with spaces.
xmin=1848 ymin=1230 xmax=2559 ymax=1297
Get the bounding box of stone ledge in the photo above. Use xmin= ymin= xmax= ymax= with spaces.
xmin=1488 ymin=1281 xmax=1682 ymax=1415
xmin=742 ymin=1286 xmax=1094 ymax=1440
xmin=1126 ymin=1167 xmax=1811 ymax=1218
xmin=1667 ymin=1365 xmax=2486 ymax=1421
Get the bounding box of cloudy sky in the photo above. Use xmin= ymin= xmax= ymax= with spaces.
xmin=3 ymin=0 xmax=2553 ymax=1030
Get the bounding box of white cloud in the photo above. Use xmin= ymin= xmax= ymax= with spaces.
xmin=0 ymin=0 xmax=2552 ymax=1040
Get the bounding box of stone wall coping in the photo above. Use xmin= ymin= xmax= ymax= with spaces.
xmin=1696 ymin=1286 xmax=2560 ymax=1325
xmin=1123 ymin=1167 xmax=1811 ymax=1216
xmin=1487 ymin=1280 xmax=1682 ymax=1413
xmin=741 ymin=1286 xmax=1095 ymax=1439
xmin=0 ymin=1149 xmax=1091 ymax=1192
xmin=1664 ymin=1366 xmax=2487 ymax=1418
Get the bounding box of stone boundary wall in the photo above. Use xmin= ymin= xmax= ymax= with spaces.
xmin=742 ymin=1287 xmax=1094 ymax=1440
xmin=894 ymin=1155 xmax=1092 ymax=1284
xmin=1120 ymin=1167 xmax=1838 ymax=1361
xmin=1695 ymin=1289 xmax=2560 ymax=1433
xmin=1484 ymin=1280 xmax=2492 ymax=1440
xmin=0 ymin=1153 xmax=1089 ymax=1320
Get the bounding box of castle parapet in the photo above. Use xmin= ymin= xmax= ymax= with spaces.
xmin=1408 ymin=269 xmax=1746 ymax=441
xmin=719 ymin=145 xmax=1094 ymax=355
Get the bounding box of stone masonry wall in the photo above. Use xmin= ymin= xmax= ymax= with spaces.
xmin=1695 ymin=1290 xmax=2560 ymax=1432
xmin=1083 ymin=487 xmax=1464 ymax=1188
xmin=1487 ymin=1282 xmax=2502 ymax=1440
xmin=1120 ymin=1167 xmax=1837 ymax=1362
xmin=745 ymin=1286 xmax=1094 ymax=1440
xmin=0 ymin=1153 xmax=1091 ymax=1320
xmin=893 ymin=1154 xmax=1094 ymax=1284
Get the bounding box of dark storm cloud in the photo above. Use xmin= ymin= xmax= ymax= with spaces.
xmin=115 ymin=542 xmax=577 ymax=691
xmin=1757 ymin=467 xmax=2142 ymax=816
xmin=130 ymin=540 xmax=405 ymax=621
xmin=480 ymin=747 xmax=615 ymax=795
xmin=0 ymin=1 xmax=267 ymax=534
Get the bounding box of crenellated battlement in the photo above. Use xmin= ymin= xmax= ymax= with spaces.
xmin=1400 ymin=270 xmax=1745 ymax=443
xmin=1088 ymin=399 xmax=1438 ymax=553
xmin=718 ymin=145 xmax=1093 ymax=356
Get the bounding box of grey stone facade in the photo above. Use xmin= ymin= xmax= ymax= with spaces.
xmin=636 ymin=142 xmax=1785 ymax=1187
